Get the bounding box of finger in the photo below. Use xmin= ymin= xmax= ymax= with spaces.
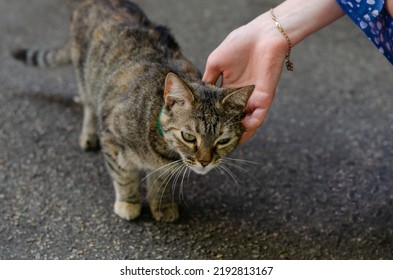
xmin=202 ymin=67 xmax=221 ymax=85
xmin=202 ymin=55 xmax=222 ymax=85
xmin=240 ymin=129 xmax=256 ymax=144
xmin=241 ymin=108 xmax=266 ymax=132
xmin=239 ymin=108 xmax=267 ymax=144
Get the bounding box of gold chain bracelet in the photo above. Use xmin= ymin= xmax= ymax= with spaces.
xmin=270 ymin=8 xmax=294 ymax=71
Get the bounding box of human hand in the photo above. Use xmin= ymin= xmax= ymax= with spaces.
xmin=203 ymin=12 xmax=288 ymax=143
xmin=203 ymin=0 xmax=345 ymax=143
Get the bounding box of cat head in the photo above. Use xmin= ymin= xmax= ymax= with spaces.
xmin=160 ymin=72 xmax=254 ymax=175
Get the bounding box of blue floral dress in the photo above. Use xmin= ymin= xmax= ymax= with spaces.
xmin=337 ymin=0 xmax=393 ymax=65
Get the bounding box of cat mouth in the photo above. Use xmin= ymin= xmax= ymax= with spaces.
xmin=189 ymin=165 xmax=214 ymax=175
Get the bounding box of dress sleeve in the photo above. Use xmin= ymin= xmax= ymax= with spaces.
xmin=336 ymin=0 xmax=393 ymax=65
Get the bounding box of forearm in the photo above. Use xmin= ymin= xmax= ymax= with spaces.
xmin=258 ymin=0 xmax=345 ymax=46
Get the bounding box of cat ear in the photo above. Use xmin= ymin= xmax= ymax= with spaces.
xmin=164 ymin=72 xmax=194 ymax=108
xmin=221 ymin=85 xmax=254 ymax=112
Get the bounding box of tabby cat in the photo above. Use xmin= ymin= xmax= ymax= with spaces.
xmin=13 ymin=0 xmax=254 ymax=222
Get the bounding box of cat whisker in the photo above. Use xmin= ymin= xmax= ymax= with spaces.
xmin=179 ymin=167 xmax=190 ymax=208
xmin=214 ymin=166 xmax=227 ymax=182
xmin=171 ymin=165 xmax=187 ymax=206
xmin=155 ymin=163 xmax=185 ymax=213
xmin=150 ymin=162 xmax=182 ymax=203
xmin=217 ymin=165 xmax=244 ymax=194
xmin=164 ymin=163 xmax=188 ymax=211
xmin=224 ymin=157 xmax=261 ymax=166
xmin=172 ymin=165 xmax=185 ymax=189
xmin=220 ymin=159 xmax=262 ymax=188
xmin=186 ymin=166 xmax=192 ymax=182
xmin=140 ymin=159 xmax=183 ymax=186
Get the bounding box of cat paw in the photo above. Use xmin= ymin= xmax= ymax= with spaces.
xmin=150 ymin=202 xmax=179 ymax=222
xmin=114 ymin=201 xmax=141 ymax=221
xmin=79 ymin=133 xmax=100 ymax=151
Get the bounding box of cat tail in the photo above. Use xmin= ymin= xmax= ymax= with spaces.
xmin=11 ymin=42 xmax=72 ymax=68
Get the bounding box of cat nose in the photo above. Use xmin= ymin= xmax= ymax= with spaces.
xmin=199 ymin=160 xmax=211 ymax=167
xmin=197 ymin=148 xmax=212 ymax=167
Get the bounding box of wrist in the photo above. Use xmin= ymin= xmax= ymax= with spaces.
xmin=269 ymin=0 xmax=345 ymax=46
xmin=247 ymin=12 xmax=290 ymax=59
xmin=270 ymin=8 xmax=294 ymax=71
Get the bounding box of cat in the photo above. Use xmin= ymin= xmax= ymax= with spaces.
xmin=12 ymin=0 xmax=254 ymax=222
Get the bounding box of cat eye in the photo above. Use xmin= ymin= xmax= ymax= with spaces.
xmin=217 ymin=138 xmax=231 ymax=145
xmin=181 ymin=131 xmax=196 ymax=143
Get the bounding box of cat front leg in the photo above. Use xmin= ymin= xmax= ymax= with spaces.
xmin=146 ymin=170 xmax=179 ymax=222
xmin=101 ymin=137 xmax=141 ymax=221
xmin=113 ymin=177 xmax=141 ymax=221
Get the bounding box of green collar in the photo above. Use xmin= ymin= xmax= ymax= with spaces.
xmin=157 ymin=107 xmax=164 ymax=137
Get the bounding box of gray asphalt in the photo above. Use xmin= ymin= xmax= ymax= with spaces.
xmin=1 ymin=0 xmax=393 ymax=259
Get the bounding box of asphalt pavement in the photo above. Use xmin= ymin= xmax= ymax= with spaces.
xmin=1 ymin=0 xmax=393 ymax=259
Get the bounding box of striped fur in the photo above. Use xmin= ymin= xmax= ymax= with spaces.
xmin=12 ymin=44 xmax=71 ymax=67
xmin=13 ymin=0 xmax=254 ymax=222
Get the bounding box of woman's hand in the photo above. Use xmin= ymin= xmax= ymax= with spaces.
xmin=203 ymin=0 xmax=344 ymax=143
xmin=203 ymin=13 xmax=287 ymax=143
